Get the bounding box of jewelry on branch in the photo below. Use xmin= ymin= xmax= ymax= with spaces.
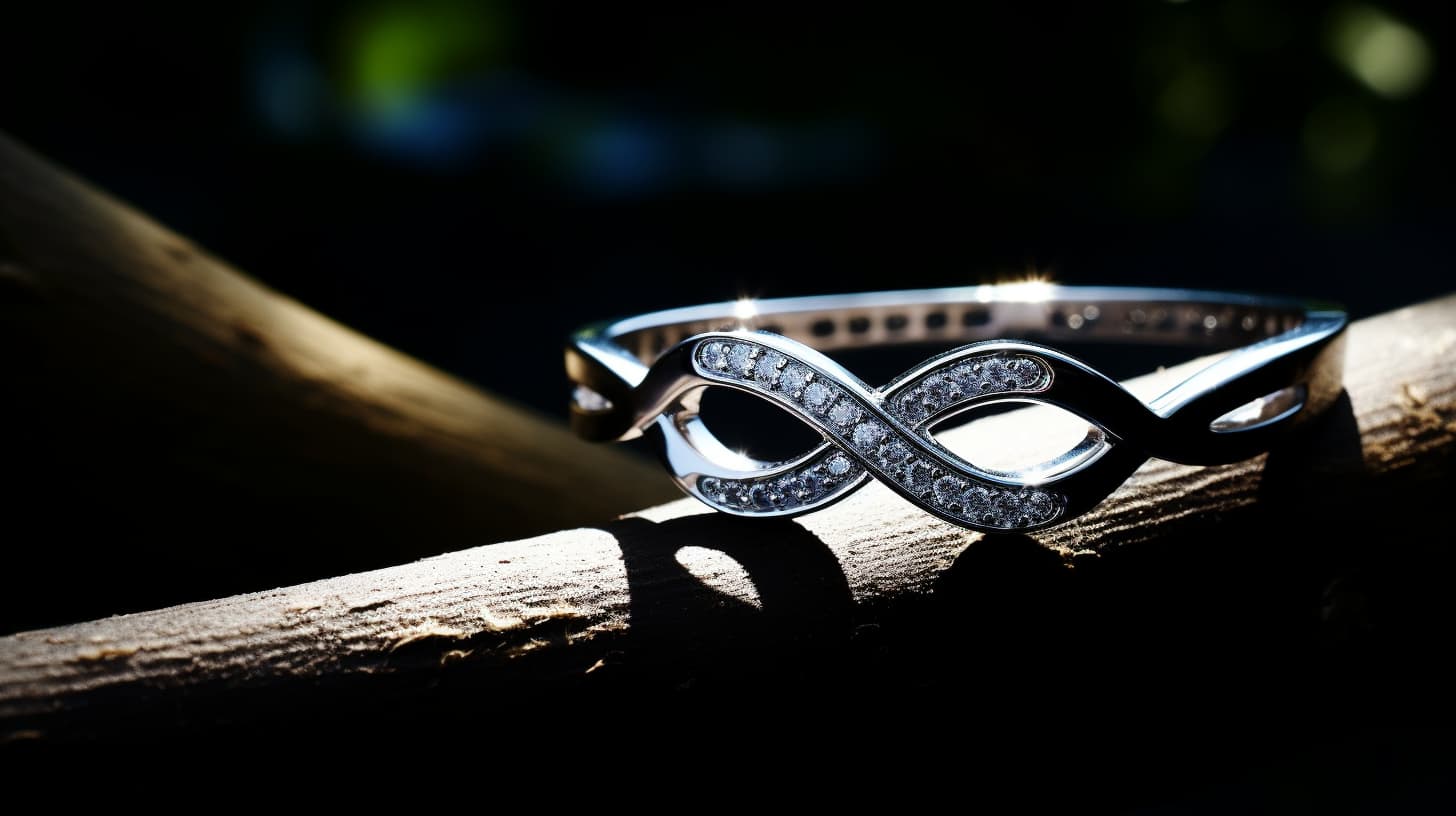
xmin=566 ymin=285 xmax=1346 ymax=533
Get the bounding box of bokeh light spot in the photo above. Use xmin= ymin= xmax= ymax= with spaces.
xmin=346 ymin=0 xmax=506 ymax=116
xmin=251 ymin=41 xmax=328 ymax=140
xmin=1159 ymin=63 xmax=1232 ymax=140
xmin=569 ymin=119 xmax=675 ymax=196
xmin=703 ymin=122 xmax=782 ymax=188
xmin=1328 ymin=4 xmax=1432 ymax=99
xmin=1303 ymin=97 xmax=1378 ymax=175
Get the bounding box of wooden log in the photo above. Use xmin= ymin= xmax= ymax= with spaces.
xmin=3 ymin=292 xmax=1453 ymax=747
xmin=0 ymin=132 xmax=674 ymax=632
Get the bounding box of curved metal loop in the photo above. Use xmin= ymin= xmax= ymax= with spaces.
xmin=566 ymin=286 xmax=1347 ymax=533
xmin=634 ymin=331 xmax=1198 ymax=531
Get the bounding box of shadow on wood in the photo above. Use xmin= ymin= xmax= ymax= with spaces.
xmin=3 ymin=295 xmax=1453 ymax=741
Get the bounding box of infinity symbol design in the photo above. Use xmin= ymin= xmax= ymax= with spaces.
xmin=656 ymin=332 xmax=1139 ymax=532
xmin=569 ymin=288 xmax=1345 ymax=534
xmin=690 ymin=336 xmax=1065 ymax=528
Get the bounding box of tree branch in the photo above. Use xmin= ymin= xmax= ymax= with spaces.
xmin=0 ymin=132 xmax=674 ymax=630
xmin=3 ymin=292 xmax=1452 ymax=742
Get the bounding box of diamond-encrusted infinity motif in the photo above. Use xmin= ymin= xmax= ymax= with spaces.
xmin=686 ymin=334 xmax=1067 ymax=530
xmin=567 ymin=287 xmax=1348 ymax=535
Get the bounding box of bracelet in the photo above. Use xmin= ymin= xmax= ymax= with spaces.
xmin=565 ymin=285 xmax=1347 ymax=533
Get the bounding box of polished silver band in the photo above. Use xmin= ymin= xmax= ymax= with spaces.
xmin=566 ymin=285 xmax=1347 ymax=533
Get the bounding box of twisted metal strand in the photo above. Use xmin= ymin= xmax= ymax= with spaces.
xmin=678 ymin=334 xmax=1072 ymax=531
xmin=568 ymin=288 xmax=1346 ymax=534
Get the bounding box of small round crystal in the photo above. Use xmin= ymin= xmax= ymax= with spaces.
xmin=878 ymin=440 xmax=910 ymax=468
xmin=700 ymin=342 xmax=730 ymax=371
xmin=755 ymin=352 xmax=786 ymax=386
xmin=904 ymin=461 xmax=935 ymax=496
xmin=828 ymin=400 xmax=859 ymax=427
xmin=802 ymin=381 xmax=833 ymax=413
xmin=896 ymin=390 xmax=926 ymax=423
xmin=727 ymin=344 xmax=755 ymax=377
xmin=933 ymin=475 xmax=963 ymax=508
xmin=851 ymin=421 xmax=883 ymax=450
xmin=779 ymin=365 xmax=810 ymax=396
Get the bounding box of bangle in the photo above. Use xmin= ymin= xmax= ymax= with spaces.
xmin=565 ymin=285 xmax=1347 ymax=533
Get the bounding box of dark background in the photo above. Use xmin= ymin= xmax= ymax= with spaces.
xmin=3 ymin=2 xmax=1453 ymax=803
xmin=3 ymin=1 xmax=1451 ymax=420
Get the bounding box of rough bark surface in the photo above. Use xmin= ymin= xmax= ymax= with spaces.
xmin=0 ymin=132 xmax=674 ymax=631
xmin=3 ymin=294 xmax=1452 ymax=743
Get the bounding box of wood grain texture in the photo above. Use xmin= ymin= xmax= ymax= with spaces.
xmin=0 ymin=131 xmax=674 ymax=632
xmin=3 ymin=293 xmax=1452 ymax=743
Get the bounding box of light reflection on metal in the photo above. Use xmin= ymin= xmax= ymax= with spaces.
xmin=568 ymin=287 xmax=1349 ymax=533
xmin=984 ymin=271 xmax=1058 ymax=304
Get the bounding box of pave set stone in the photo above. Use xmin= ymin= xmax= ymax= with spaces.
xmin=886 ymin=354 xmax=1049 ymax=428
xmin=696 ymin=448 xmax=862 ymax=514
xmin=694 ymin=338 xmax=1062 ymax=529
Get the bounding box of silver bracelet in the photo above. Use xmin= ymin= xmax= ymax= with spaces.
xmin=566 ymin=285 xmax=1347 ymax=533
